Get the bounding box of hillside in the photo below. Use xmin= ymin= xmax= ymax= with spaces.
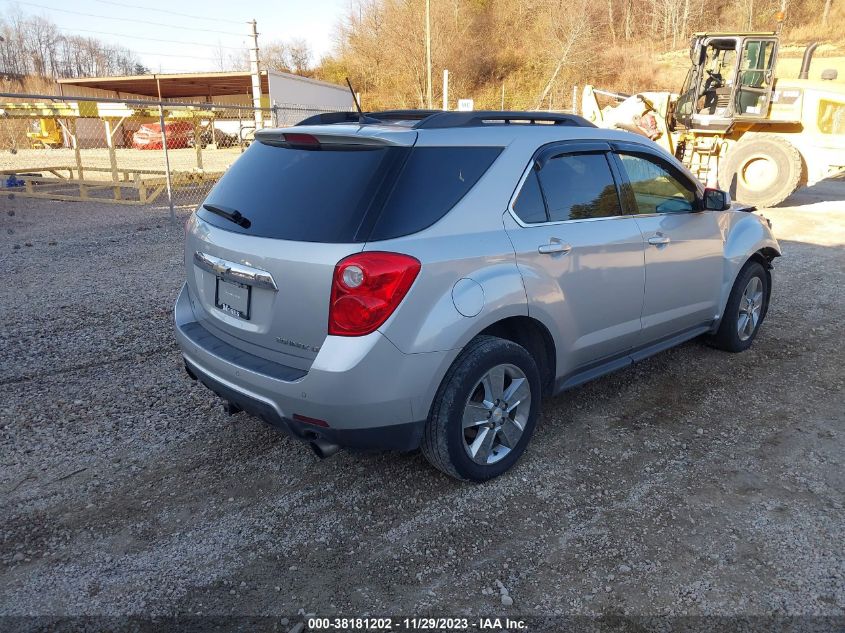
xmin=316 ymin=0 xmax=845 ymax=110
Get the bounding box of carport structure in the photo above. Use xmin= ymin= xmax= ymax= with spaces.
xmin=57 ymin=71 xmax=272 ymax=102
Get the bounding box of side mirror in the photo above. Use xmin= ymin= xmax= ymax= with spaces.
xmin=703 ymin=187 xmax=731 ymax=211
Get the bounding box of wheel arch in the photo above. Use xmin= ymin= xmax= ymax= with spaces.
xmin=716 ymin=232 xmax=780 ymax=332
xmin=749 ymin=247 xmax=779 ymax=319
xmin=477 ymin=316 xmax=557 ymax=397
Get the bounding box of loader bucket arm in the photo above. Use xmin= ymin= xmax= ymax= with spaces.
xmin=581 ymin=86 xmax=604 ymax=125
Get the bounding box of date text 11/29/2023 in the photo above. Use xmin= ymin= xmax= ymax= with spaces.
xmin=307 ymin=616 xmax=528 ymax=630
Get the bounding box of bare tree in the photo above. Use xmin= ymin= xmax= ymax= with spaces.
xmin=261 ymin=38 xmax=313 ymax=75
xmin=319 ymin=0 xmax=842 ymax=110
xmin=0 ymin=10 xmax=146 ymax=78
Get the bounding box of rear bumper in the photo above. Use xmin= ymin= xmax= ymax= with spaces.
xmin=174 ymin=283 xmax=450 ymax=451
xmin=183 ymin=359 xmax=425 ymax=451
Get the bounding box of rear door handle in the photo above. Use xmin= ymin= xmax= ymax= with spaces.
xmin=538 ymin=241 xmax=572 ymax=255
xmin=648 ymin=235 xmax=671 ymax=246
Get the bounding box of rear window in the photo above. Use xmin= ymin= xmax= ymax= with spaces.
xmin=197 ymin=141 xmax=501 ymax=243
xmin=367 ymin=146 xmax=502 ymax=240
xmin=198 ymin=141 xmax=401 ymax=243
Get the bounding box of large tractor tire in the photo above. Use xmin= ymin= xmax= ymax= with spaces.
xmin=721 ymin=134 xmax=804 ymax=208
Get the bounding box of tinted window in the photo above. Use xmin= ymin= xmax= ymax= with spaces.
xmin=369 ymin=146 xmax=502 ymax=240
xmin=512 ymin=169 xmax=547 ymax=223
xmin=537 ymin=153 xmax=622 ymax=221
xmin=618 ymin=153 xmax=696 ymax=214
xmin=198 ymin=140 xmax=403 ymax=242
xmin=198 ymin=143 xmax=501 ymax=243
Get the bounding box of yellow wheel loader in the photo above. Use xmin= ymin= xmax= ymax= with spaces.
xmin=582 ymin=33 xmax=845 ymax=207
xmin=26 ymin=118 xmax=63 ymax=149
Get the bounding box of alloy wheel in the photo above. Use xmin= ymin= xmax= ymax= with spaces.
xmin=461 ymin=363 xmax=532 ymax=465
xmin=737 ymin=276 xmax=764 ymax=341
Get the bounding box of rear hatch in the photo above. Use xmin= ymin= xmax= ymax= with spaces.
xmin=185 ymin=125 xmax=503 ymax=372
xmin=185 ymin=127 xmax=416 ymax=371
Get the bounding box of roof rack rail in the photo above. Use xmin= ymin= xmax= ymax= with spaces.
xmin=296 ymin=109 xmax=440 ymax=127
xmin=413 ymin=110 xmax=595 ymax=129
xmin=293 ymin=109 xmax=596 ymax=129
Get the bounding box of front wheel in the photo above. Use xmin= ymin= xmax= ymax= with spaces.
xmin=709 ymin=260 xmax=769 ymax=352
xmin=421 ymin=336 xmax=542 ymax=482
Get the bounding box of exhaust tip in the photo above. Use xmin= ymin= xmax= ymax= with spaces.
xmin=309 ymin=439 xmax=342 ymax=459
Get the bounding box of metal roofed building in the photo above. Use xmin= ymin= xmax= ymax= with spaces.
xmin=58 ymin=70 xmax=353 ymax=109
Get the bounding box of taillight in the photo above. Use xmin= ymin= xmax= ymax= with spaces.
xmin=328 ymin=252 xmax=421 ymax=336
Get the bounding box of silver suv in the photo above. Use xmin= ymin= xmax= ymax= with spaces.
xmin=175 ymin=109 xmax=780 ymax=481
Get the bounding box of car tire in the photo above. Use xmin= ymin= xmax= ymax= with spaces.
xmin=421 ymin=335 xmax=542 ymax=482
xmin=709 ymin=260 xmax=769 ymax=352
xmin=721 ymin=134 xmax=803 ymax=208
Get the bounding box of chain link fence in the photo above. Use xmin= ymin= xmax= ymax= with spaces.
xmin=0 ymin=92 xmax=344 ymax=221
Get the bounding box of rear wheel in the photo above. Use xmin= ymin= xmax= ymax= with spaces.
xmin=709 ymin=260 xmax=769 ymax=352
xmin=421 ymin=336 xmax=541 ymax=482
xmin=721 ymin=134 xmax=803 ymax=208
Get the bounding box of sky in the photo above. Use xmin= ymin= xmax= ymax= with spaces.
xmin=3 ymin=0 xmax=351 ymax=73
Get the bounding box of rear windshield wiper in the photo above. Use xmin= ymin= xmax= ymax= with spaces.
xmin=202 ymin=204 xmax=251 ymax=229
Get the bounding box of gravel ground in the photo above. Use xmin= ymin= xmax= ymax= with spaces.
xmin=0 ymin=179 xmax=843 ymax=630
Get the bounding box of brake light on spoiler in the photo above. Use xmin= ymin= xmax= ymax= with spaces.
xmin=282 ymin=133 xmax=320 ymax=147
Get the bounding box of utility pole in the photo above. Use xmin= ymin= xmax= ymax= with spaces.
xmin=249 ymin=19 xmax=263 ymax=130
xmin=425 ymin=0 xmax=433 ymax=109
xmin=442 ymin=69 xmax=449 ymax=110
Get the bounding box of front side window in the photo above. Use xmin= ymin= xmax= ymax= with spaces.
xmin=618 ymin=153 xmax=697 ymax=214
xmin=536 ymin=153 xmax=622 ymax=221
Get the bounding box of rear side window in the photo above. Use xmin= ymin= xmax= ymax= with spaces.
xmin=198 ymin=141 xmax=402 ymax=242
xmin=198 ymin=142 xmax=501 ymax=243
xmin=537 ymin=153 xmax=622 ymax=221
xmin=368 ymin=146 xmax=502 ymax=240
xmin=512 ymin=169 xmax=548 ymax=223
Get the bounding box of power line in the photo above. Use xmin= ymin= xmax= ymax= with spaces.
xmin=87 ymin=0 xmax=241 ymax=25
xmin=25 ymin=21 xmax=245 ymax=50
xmin=17 ymin=18 xmax=244 ymax=49
xmin=123 ymin=50 xmax=219 ymax=60
xmin=1 ymin=0 xmax=246 ymax=36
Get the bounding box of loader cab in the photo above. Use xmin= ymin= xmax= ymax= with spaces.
xmin=674 ymin=33 xmax=779 ymax=131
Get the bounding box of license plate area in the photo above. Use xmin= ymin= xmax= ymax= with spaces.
xmin=215 ymin=278 xmax=251 ymax=320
